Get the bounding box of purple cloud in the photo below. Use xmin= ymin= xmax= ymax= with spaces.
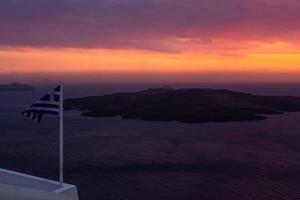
xmin=0 ymin=0 xmax=300 ymax=50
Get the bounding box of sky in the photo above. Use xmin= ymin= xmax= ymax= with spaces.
xmin=1 ymin=0 xmax=300 ymax=83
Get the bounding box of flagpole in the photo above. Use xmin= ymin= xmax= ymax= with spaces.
xmin=59 ymin=84 xmax=64 ymax=187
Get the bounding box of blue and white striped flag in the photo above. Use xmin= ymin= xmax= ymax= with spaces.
xmin=22 ymin=85 xmax=62 ymax=122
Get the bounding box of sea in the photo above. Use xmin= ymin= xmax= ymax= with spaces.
xmin=0 ymin=83 xmax=300 ymax=200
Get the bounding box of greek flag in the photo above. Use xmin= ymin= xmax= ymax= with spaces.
xmin=22 ymin=85 xmax=62 ymax=122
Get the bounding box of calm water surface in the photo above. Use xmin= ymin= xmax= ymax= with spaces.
xmin=0 ymin=83 xmax=299 ymax=200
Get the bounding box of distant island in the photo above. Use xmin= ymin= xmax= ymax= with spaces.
xmin=0 ymin=83 xmax=34 ymax=91
xmin=65 ymin=88 xmax=300 ymax=123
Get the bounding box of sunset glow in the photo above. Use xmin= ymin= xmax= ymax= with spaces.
xmin=1 ymin=42 xmax=300 ymax=74
xmin=1 ymin=0 xmax=300 ymax=82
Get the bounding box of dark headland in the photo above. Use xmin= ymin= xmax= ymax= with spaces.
xmin=65 ymin=88 xmax=300 ymax=123
xmin=0 ymin=83 xmax=34 ymax=91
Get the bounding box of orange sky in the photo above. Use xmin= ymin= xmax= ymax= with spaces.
xmin=1 ymin=39 xmax=300 ymax=75
xmin=1 ymin=0 xmax=300 ymax=83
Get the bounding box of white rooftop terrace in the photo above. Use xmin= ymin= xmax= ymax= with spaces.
xmin=0 ymin=168 xmax=79 ymax=200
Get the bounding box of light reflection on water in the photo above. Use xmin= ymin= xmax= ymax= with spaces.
xmin=0 ymin=83 xmax=299 ymax=200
